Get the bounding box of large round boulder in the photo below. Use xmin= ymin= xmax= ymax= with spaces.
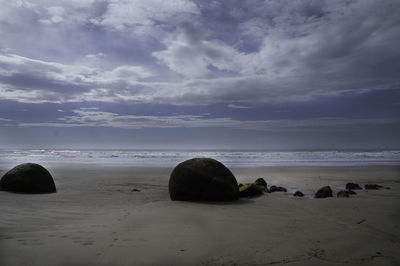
xmin=0 ymin=163 xmax=56 ymax=193
xmin=169 ymin=158 xmax=239 ymax=201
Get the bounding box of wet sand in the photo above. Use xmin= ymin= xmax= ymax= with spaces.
xmin=0 ymin=165 xmax=399 ymax=265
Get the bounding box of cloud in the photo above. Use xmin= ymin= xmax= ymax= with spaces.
xmin=227 ymin=104 xmax=250 ymax=109
xmin=12 ymin=0 xmax=97 ymax=25
xmin=152 ymin=28 xmax=243 ymax=78
xmin=151 ymin=0 xmax=400 ymax=103
xmin=155 ymin=0 xmax=400 ymax=79
xmin=79 ymin=107 xmax=99 ymax=111
xmin=18 ymin=108 xmax=400 ymax=132
xmin=0 ymin=53 xmax=153 ymax=103
xmin=98 ymin=65 xmax=153 ymax=81
xmin=0 ymin=0 xmax=399 ymax=106
xmin=100 ymin=0 xmax=199 ymax=36
xmin=39 ymin=6 xmax=66 ymax=24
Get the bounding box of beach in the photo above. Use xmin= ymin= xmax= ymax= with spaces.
xmin=0 ymin=165 xmax=399 ymax=266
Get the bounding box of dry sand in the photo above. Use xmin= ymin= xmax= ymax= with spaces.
xmin=0 ymin=165 xmax=399 ymax=266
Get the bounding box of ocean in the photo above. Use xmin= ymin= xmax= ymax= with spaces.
xmin=0 ymin=149 xmax=399 ymax=168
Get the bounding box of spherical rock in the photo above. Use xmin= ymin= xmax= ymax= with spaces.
xmin=293 ymin=191 xmax=304 ymax=197
xmin=315 ymin=186 xmax=333 ymax=198
xmin=0 ymin=163 xmax=56 ymax=194
xmin=169 ymin=158 xmax=239 ymax=201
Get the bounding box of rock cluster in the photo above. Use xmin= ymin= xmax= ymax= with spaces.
xmin=239 ymin=177 xmax=268 ymax=198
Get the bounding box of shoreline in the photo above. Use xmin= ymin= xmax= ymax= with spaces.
xmin=1 ymin=162 xmax=400 ymax=169
xmin=2 ymin=163 xmax=399 ymax=170
xmin=1 ymin=149 xmax=399 ymax=169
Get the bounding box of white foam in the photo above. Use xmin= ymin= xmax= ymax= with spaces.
xmin=0 ymin=149 xmax=399 ymax=168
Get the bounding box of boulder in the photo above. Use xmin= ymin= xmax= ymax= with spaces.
xmin=345 ymin=182 xmax=362 ymax=190
xmin=337 ymin=190 xmax=350 ymax=198
xmin=239 ymin=183 xmax=264 ymax=197
xmin=364 ymin=184 xmax=383 ymax=190
xmin=293 ymin=191 xmax=304 ymax=197
xmin=0 ymin=163 xmax=56 ymax=194
xmin=169 ymin=158 xmax=239 ymax=201
xmin=270 ymin=185 xmax=287 ymax=192
xmin=315 ymin=186 xmax=333 ymax=198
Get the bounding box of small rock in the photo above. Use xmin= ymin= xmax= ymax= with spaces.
xmin=347 ymin=190 xmax=357 ymax=195
xmin=293 ymin=191 xmax=304 ymax=197
xmin=254 ymin=177 xmax=267 ymax=188
xmin=131 ymin=188 xmax=141 ymax=192
xmin=345 ymin=182 xmax=362 ymax=190
xmin=337 ymin=190 xmax=350 ymax=198
xmin=364 ymin=184 xmax=383 ymax=190
xmin=315 ymin=186 xmax=333 ymax=198
xmin=357 ymin=219 xmax=366 ymax=224
xmin=239 ymin=183 xmax=264 ymax=197
xmin=270 ymin=185 xmax=287 ymax=192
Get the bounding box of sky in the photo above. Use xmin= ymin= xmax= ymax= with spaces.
xmin=0 ymin=0 xmax=399 ymax=150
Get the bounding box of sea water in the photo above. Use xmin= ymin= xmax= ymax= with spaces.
xmin=0 ymin=149 xmax=399 ymax=168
